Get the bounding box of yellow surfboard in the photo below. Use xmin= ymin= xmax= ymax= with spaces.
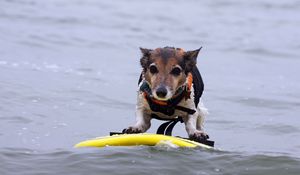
xmin=74 ymin=133 xmax=212 ymax=149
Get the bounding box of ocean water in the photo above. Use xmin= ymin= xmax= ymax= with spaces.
xmin=0 ymin=0 xmax=300 ymax=174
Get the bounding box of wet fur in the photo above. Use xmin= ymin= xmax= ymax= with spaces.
xmin=124 ymin=47 xmax=208 ymax=140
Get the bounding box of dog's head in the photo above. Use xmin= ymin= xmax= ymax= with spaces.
xmin=140 ymin=46 xmax=201 ymax=101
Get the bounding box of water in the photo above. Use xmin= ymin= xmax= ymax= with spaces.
xmin=0 ymin=0 xmax=300 ymax=174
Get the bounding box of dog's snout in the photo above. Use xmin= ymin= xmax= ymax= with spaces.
xmin=156 ymin=87 xmax=168 ymax=98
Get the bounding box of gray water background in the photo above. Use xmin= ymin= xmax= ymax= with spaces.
xmin=0 ymin=0 xmax=300 ymax=174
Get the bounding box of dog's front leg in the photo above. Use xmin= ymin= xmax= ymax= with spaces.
xmin=183 ymin=113 xmax=207 ymax=140
xmin=123 ymin=109 xmax=151 ymax=133
xmin=123 ymin=92 xmax=151 ymax=134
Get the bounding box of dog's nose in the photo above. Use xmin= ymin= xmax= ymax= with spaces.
xmin=156 ymin=87 xmax=167 ymax=98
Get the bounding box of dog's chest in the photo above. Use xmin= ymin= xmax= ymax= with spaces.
xmin=137 ymin=87 xmax=196 ymax=119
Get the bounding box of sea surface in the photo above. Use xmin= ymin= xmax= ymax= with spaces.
xmin=1 ymin=0 xmax=300 ymax=174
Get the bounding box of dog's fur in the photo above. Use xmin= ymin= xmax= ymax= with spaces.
xmin=124 ymin=47 xmax=208 ymax=140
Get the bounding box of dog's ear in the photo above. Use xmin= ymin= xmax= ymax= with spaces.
xmin=183 ymin=47 xmax=202 ymax=72
xmin=139 ymin=47 xmax=152 ymax=70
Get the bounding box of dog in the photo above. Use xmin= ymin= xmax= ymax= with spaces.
xmin=123 ymin=47 xmax=208 ymax=140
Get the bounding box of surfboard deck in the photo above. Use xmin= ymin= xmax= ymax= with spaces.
xmin=74 ymin=133 xmax=213 ymax=149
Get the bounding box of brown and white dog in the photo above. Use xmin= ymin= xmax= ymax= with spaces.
xmin=123 ymin=47 xmax=208 ymax=140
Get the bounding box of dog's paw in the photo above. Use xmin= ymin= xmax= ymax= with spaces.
xmin=189 ymin=130 xmax=209 ymax=141
xmin=122 ymin=126 xmax=142 ymax=134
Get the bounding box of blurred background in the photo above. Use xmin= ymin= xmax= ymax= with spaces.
xmin=0 ymin=0 xmax=300 ymax=174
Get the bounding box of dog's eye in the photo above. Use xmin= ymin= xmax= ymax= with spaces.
xmin=149 ymin=65 xmax=158 ymax=74
xmin=170 ymin=67 xmax=181 ymax=76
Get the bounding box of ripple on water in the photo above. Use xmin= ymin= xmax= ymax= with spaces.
xmin=223 ymin=96 xmax=300 ymax=110
xmin=255 ymin=124 xmax=300 ymax=135
xmin=0 ymin=147 xmax=300 ymax=175
xmin=0 ymin=116 xmax=33 ymax=124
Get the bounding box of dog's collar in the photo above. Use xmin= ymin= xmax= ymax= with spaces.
xmin=139 ymin=73 xmax=195 ymax=116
